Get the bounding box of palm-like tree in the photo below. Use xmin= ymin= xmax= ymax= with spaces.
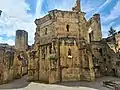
xmin=108 ymin=27 xmax=116 ymax=36
xmin=108 ymin=27 xmax=117 ymax=52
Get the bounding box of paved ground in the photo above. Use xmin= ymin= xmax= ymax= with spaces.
xmin=0 ymin=76 xmax=119 ymax=90
xmin=58 ymin=76 xmax=120 ymax=90
xmin=0 ymin=75 xmax=30 ymax=89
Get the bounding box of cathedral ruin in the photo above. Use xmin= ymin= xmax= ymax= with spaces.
xmin=27 ymin=0 xmax=120 ymax=84
xmin=0 ymin=0 xmax=120 ymax=86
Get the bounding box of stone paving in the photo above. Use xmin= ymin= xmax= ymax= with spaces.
xmin=0 ymin=75 xmax=30 ymax=89
xmin=0 ymin=76 xmax=119 ymax=90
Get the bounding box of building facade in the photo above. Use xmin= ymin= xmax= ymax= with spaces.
xmin=27 ymin=0 xmax=104 ymax=83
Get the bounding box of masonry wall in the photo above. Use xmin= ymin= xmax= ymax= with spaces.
xmin=59 ymin=39 xmax=95 ymax=81
xmin=0 ymin=46 xmax=14 ymax=84
xmin=90 ymin=41 xmax=119 ymax=78
xmin=13 ymin=50 xmax=28 ymax=79
xmin=53 ymin=11 xmax=88 ymax=41
xmin=115 ymin=33 xmax=120 ymax=52
xmin=29 ymin=10 xmax=97 ymax=83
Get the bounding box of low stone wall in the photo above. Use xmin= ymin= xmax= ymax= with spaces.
xmin=0 ymin=66 xmax=14 ymax=84
xmin=0 ymin=50 xmax=28 ymax=85
xmin=13 ymin=50 xmax=28 ymax=79
xmin=27 ymin=51 xmax=39 ymax=82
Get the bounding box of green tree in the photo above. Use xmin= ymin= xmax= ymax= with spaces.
xmin=108 ymin=27 xmax=118 ymax=52
xmin=108 ymin=27 xmax=116 ymax=36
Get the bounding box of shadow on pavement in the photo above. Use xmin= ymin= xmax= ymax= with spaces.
xmin=0 ymin=75 xmax=30 ymax=89
xmin=0 ymin=76 xmax=119 ymax=90
xmin=57 ymin=76 xmax=119 ymax=90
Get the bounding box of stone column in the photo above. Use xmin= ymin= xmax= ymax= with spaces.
xmin=88 ymin=53 xmax=95 ymax=81
xmin=56 ymin=38 xmax=62 ymax=82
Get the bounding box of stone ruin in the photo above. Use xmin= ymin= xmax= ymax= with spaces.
xmin=0 ymin=30 xmax=29 ymax=84
xmin=27 ymin=0 xmax=120 ymax=84
xmin=0 ymin=0 xmax=120 ymax=85
xmin=0 ymin=44 xmax=14 ymax=84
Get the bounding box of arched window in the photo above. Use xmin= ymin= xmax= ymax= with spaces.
xmin=68 ymin=48 xmax=71 ymax=56
xmin=99 ymin=48 xmax=102 ymax=56
xmin=66 ymin=24 xmax=69 ymax=32
xmin=89 ymin=31 xmax=93 ymax=42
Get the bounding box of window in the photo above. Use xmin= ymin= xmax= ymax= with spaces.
xmin=89 ymin=31 xmax=93 ymax=42
xmin=66 ymin=24 xmax=69 ymax=32
xmin=104 ymin=58 xmax=106 ymax=62
xmin=45 ymin=28 xmax=47 ymax=35
xmin=49 ymin=45 xmax=52 ymax=54
xmin=68 ymin=48 xmax=71 ymax=56
xmin=119 ymin=48 xmax=120 ymax=52
xmin=99 ymin=48 xmax=102 ymax=56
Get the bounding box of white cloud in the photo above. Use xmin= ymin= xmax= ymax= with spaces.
xmin=97 ymin=0 xmax=112 ymax=12
xmin=100 ymin=0 xmax=120 ymax=37
xmin=0 ymin=0 xmax=119 ymax=46
xmin=104 ymin=0 xmax=120 ymax=22
xmin=81 ymin=0 xmax=107 ymax=12
xmin=35 ymin=0 xmax=44 ymax=18
xmin=114 ymin=25 xmax=120 ymax=31
xmin=6 ymin=39 xmax=15 ymax=45
xmin=0 ymin=0 xmax=36 ymax=45
xmin=40 ymin=0 xmax=75 ymax=12
xmin=0 ymin=37 xmax=15 ymax=45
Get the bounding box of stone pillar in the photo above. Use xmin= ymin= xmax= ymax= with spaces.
xmin=13 ymin=51 xmax=22 ymax=79
xmin=56 ymin=38 xmax=62 ymax=82
xmin=88 ymin=53 xmax=95 ymax=81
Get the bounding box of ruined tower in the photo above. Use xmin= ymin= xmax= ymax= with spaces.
xmin=15 ymin=30 xmax=28 ymax=51
xmin=88 ymin=14 xmax=102 ymax=42
xmin=72 ymin=0 xmax=81 ymax=12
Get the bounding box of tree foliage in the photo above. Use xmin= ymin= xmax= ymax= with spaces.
xmin=108 ymin=27 xmax=116 ymax=36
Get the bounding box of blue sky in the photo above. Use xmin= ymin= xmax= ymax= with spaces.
xmin=0 ymin=0 xmax=120 ymax=45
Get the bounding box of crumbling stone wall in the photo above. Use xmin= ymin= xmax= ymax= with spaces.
xmin=90 ymin=41 xmax=120 ymax=78
xmin=27 ymin=0 xmax=106 ymax=84
xmin=59 ymin=39 xmax=95 ymax=82
xmin=32 ymin=9 xmax=95 ymax=83
xmin=13 ymin=50 xmax=28 ymax=79
xmin=0 ymin=47 xmax=28 ymax=85
xmin=0 ymin=46 xmax=14 ymax=84
xmin=28 ymin=38 xmax=95 ymax=84
xmin=105 ymin=32 xmax=120 ymax=53
xmin=0 ymin=31 xmax=28 ymax=85
xmin=27 ymin=50 xmax=39 ymax=81
xmin=115 ymin=33 xmax=120 ymax=52
xmin=87 ymin=14 xmax=102 ymax=42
